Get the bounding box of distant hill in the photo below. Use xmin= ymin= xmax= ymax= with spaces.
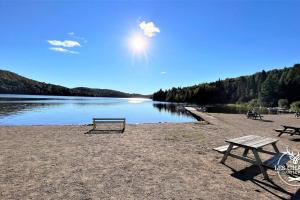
xmin=153 ymin=64 xmax=300 ymax=106
xmin=0 ymin=70 xmax=148 ymax=98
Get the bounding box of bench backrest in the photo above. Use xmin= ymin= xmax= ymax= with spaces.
xmin=92 ymin=118 xmax=126 ymax=132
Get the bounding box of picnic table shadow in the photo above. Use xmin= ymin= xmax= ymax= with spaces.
xmin=223 ymin=163 xmax=295 ymax=200
xmin=290 ymin=138 xmax=300 ymax=142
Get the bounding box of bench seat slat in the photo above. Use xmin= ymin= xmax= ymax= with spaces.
xmin=213 ymin=145 xmax=239 ymax=153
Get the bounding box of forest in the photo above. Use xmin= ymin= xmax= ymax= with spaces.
xmin=153 ymin=64 xmax=300 ymax=107
xmin=0 ymin=70 xmax=146 ymax=98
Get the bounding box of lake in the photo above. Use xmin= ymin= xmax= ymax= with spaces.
xmin=0 ymin=94 xmax=195 ymax=125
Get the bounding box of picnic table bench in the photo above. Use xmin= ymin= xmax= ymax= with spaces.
xmin=275 ymin=125 xmax=300 ymax=137
xmin=213 ymin=135 xmax=289 ymax=180
xmin=247 ymin=112 xmax=263 ymax=120
xmin=92 ymin=118 xmax=126 ymax=133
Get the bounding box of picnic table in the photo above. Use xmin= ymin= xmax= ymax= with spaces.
xmin=214 ymin=135 xmax=288 ymax=180
xmin=247 ymin=112 xmax=263 ymax=120
xmin=275 ymin=125 xmax=300 ymax=137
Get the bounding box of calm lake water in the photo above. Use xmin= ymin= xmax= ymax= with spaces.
xmin=0 ymin=94 xmax=195 ymax=125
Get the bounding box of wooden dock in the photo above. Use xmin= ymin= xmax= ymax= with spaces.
xmin=184 ymin=107 xmax=217 ymax=124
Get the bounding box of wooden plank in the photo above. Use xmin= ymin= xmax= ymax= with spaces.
xmin=213 ymin=145 xmax=239 ymax=153
xmin=239 ymin=137 xmax=268 ymax=146
xmin=262 ymin=153 xmax=290 ymax=169
xmin=226 ymin=135 xmax=259 ymax=144
xmin=93 ymin=118 xmax=125 ymax=121
xmin=250 ymin=138 xmax=278 ymax=148
xmin=226 ymin=136 xmax=263 ymax=147
xmin=94 ymin=121 xmax=125 ymax=124
xmin=227 ymin=136 xmax=277 ymax=149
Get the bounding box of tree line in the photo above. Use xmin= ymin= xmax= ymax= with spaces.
xmin=153 ymin=64 xmax=300 ymax=107
xmin=0 ymin=70 xmax=147 ymax=98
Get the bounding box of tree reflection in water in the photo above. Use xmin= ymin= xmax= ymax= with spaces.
xmin=152 ymin=103 xmax=191 ymax=117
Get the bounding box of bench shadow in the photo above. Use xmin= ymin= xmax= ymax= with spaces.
xmin=85 ymin=130 xmax=124 ymax=134
xmin=260 ymin=119 xmax=274 ymax=123
xmin=223 ymin=163 xmax=293 ymax=200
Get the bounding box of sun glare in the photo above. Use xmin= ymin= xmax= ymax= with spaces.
xmin=130 ymin=35 xmax=147 ymax=53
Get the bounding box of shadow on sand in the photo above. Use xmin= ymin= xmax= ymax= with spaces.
xmin=290 ymin=138 xmax=300 ymax=142
xmin=85 ymin=130 xmax=124 ymax=134
xmin=223 ymin=164 xmax=297 ymax=200
xmin=260 ymin=119 xmax=274 ymax=123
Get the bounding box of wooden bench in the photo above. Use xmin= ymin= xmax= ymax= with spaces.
xmin=92 ymin=118 xmax=126 ymax=133
xmin=213 ymin=145 xmax=239 ymax=154
xmin=275 ymin=125 xmax=300 ymax=137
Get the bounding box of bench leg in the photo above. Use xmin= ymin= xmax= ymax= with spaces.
xmin=272 ymin=143 xmax=280 ymax=153
xmin=93 ymin=120 xmax=96 ymax=130
xmin=243 ymin=148 xmax=249 ymax=157
xmin=252 ymin=149 xmax=269 ymax=180
xmin=221 ymin=144 xmax=233 ymax=164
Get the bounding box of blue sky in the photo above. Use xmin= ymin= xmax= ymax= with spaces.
xmin=0 ymin=0 xmax=300 ymax=94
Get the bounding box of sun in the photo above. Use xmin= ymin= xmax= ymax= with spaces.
xmin=129 ymin=35 xmax=147 ymax=53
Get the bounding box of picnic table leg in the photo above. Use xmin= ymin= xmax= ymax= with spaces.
xmin=271 ymin=143 xmax=280 ymax=153
xmin=221 ymin=144 xmax=234 ymax=164
xmin=252 ymin=149 xmax=269 ymax=180
xmin=242 ymin=148 xmax=249 ymax=157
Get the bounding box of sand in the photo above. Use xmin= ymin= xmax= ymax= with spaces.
xmin=0 ymin=113 xmax=299 ymax=200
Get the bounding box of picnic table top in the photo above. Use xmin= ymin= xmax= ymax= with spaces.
xmin=226 ymin=135 xmax=278 ymax=149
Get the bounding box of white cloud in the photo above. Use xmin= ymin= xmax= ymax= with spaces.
xmin=49 ymin=47 xmax=79 ymax=54
xmin=47 ymin=40 xmax=81 ymax=47
xmin=161 ymin=71 xmax=167 ymax=75
xmin=68 ymin=32 xmax=75 ymax=36
xmin=67 ymin=32 xmax=87 ymax=43
xmin=139 ymin=21 xmax=160 ymax=37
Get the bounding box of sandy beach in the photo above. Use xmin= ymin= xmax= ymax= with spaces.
xmin=0 ymin=113 xmax=300 ymax=199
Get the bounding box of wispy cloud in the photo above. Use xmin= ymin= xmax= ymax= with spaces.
xmin=49 ymin=47 xmax=79 ymax=54
xmin=161 ymin=71 xmax=167 ymax=75
xmin=47 ymin=40 xmax=81 ymax=48
xmin=68 ymin=32 xmax=87 ymax=43
xmin=139 ymin=21 xmax=160 ymax=37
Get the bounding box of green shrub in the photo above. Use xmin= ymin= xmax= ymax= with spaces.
xmin=290 ymin=101 xmax=300 ymax=112
xmin=248 ymin=99 xmax=259 ymax=108
xmin=278 ymin=99 xmax=289 ymax=109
